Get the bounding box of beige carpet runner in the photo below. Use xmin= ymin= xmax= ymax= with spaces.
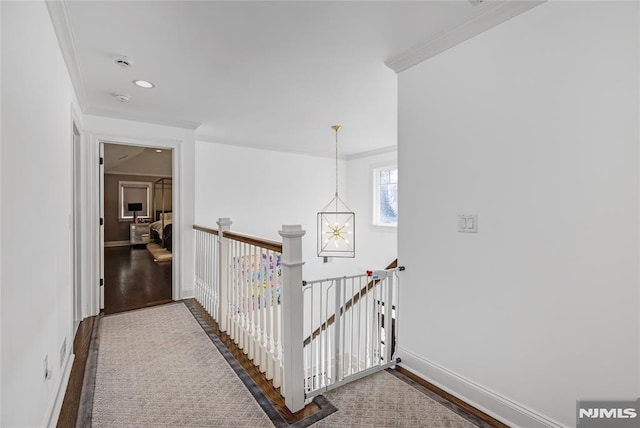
xmin=89 ymin=303 xmax=273 ymax=427
xmin=81 ymin=302 xmax=482 ymax=427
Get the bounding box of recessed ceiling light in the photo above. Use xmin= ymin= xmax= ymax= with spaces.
xmin=155 ymin=149 xmax=162 ymax=153
xmin=133 ymin=80 xmax=155 ymax=89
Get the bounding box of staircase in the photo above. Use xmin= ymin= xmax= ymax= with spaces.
xmin=193 ymin=219 xmax=402 ymax=412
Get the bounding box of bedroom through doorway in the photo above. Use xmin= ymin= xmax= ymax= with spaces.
xmin=101 ymin=143 xmax=174 ymax=315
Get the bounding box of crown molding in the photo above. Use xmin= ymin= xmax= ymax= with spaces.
xmin=346 ymin=145 xmax=397 ymax=161
xmin=196 ymin=133 xmax=392 ymax=161
xmin=46 ymin=0 xmax=88 ymax=110
xmin=86 ymin=107 xmax=201 ymax=130
xmin=195 ymin=133 xmax=342 ymax=159
xmin=385 ymin=0 xmax=545 ymax=74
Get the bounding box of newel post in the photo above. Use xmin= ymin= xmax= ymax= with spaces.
xmin=217 ymin=217 xmax=232 ymax=332
xmin=279 ymin=224 xmax=306 ymax=413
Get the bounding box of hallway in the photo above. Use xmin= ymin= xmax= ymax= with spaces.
xmin=64 ymin=300 xmax=497 ymax=427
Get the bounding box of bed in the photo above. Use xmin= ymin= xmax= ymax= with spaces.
xmin=150 ymin=211 xmax=172 ymax=251
xmin=152 ymin=177 xmax=172 ymax=251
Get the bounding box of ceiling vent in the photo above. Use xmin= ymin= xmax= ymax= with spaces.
xmin=114 ymin=93 xmax=131 ymax=103
xmin=114 ymin=55 xmax=132 ymax=68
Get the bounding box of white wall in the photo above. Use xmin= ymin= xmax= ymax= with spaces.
xmin=0 ymin=0 xmax=3 ymax=422
xmin=346 ymin=150 xmax=398 ymax=271
xmin=398 ymin=2 xmax=639 ymax=427
xmin=84 ymin=115 xmax=196 ymax=299
xmin=195 ymin=141 xmax=375 ymax=280
xmin=1 ymin=1 xmax=81 ymax=426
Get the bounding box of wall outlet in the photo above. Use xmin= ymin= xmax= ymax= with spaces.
xmin=43 ymin=355 xmax=52 ymax=381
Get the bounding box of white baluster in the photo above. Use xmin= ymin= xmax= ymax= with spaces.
xmin=214 ymin=234 xmax=219 ymax=321
xmin=257 ymin=249 xmax=265 ymax=371
xmin=334 ymin=278 xmax=342 ymax=383
xmin=249 ymin=244 xmax=256 ymax=360
xmin=234 ymin=240 xmax=240 ymax=342
xmin=205 ymin=231 xmax=211 ymax=315
xmin=216 ymin=218 xmax=232 ymax=332
xmin=272 ymin=264 xmax=281 ymax=388
xmin=208 ymin=232 xmax=213 ymax=316
xmin=265 ymin=251 xmax=275 ymax=381
xmin=241 ymin=241 xmax=247 ymax=351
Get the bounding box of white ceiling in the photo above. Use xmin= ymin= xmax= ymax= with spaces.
xmin=50 ymin=1 xmax=540 ymax=157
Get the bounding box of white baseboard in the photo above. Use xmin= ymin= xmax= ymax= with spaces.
xmin=104 ymin=240 xmax=131 ymax=248
xmin=43 ymin=351 xmax=75 ymax=428
xmin=397 ymin=347 xmax=567 ymax=428
xmin=181 ymin=288 xmax=195 ymax=299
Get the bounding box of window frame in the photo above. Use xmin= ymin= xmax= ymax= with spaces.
xmin=118 ymin=180 xmax=153 ymax=221
xmin=372 ymin=165 xmax=398 ymax=228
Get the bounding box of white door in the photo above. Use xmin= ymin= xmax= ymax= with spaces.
xmin=99 ymin=142 xmax=105 ymax=310
xmin=72 ymin=123 xmax=83 ymax=327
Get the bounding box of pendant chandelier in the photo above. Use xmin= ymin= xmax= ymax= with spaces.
xmin=317 ymin=125 xmax=355 ymax=258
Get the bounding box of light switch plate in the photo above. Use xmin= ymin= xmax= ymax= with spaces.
xmin=458 ymin=214 xmax=478 ymax=233
xmin=458 ymin=215 xmax=467 ymax=231
xmin=467 ymin=214 xmax=478 ymax=233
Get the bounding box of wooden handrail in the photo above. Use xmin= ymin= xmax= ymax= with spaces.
xmin=303 ymin=259 xmax=398 ymax=346
xmin=222 ymin=231 xmax=282 ymax=253
xmin=192 ymin=225 xmax=281 ymax=252
xmin=193 ymin=225 xmax=219 ymax=235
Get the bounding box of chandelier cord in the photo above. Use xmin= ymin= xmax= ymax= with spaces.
xmin=335 ymin=126 xmax=339 ymax=212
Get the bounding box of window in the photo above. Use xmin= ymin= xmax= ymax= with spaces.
xmin=373 ymin=167 xmax=398 ymax=226
xmin=118 ymin=181 xmax=152 ymax=220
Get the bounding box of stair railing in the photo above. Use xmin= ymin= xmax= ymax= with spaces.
xmin=194 ymin=219 xmax=400 ymax=412
xmin=192 ymin=219 xmax=306 ymax=412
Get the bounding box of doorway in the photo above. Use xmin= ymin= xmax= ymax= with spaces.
xmin=72 ymin=122 xmax=83 ymax=330
xmin=101 ymin=143 xmax=174 ymax=314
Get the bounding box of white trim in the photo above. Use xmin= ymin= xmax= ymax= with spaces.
xmin=85 ymin=107 xmax=201 ymax=131
xmin=117 ymin=180 xmax=152 ymax=220
xmin=70 ymin=104 xmax=84 ymax=331
xmin=346 ymin=145 xmax=397 ymax=161
xmin=181 ymin=287 xmax=195 ymax=299
xmin=104 ymin=240 xmax=131 ymax=248
xmin=196 ymin=133 xmax=351 ymax=160
xmin=46 ymin=1 xmax=87 ymax=110
xmin=88 ymin=133 xmax=183 ymax=314
xmin=372 ymin=165 xmax=398 ymax=228
xmin=104 ymin=171 xmax=172 ymax=178
xmin=86 ymin=132 xmax=99 ymax=316
xmin=99 ymin=142 xmax=105 ymax=310
xmin=385 ymin=0 xmax=545 ymax=73
xmin=397 ymin=347 xmax=567 ymax=428
xmin=42 ymin=353 xmax=75 ymax=428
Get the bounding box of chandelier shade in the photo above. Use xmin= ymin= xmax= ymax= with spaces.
xmin=317 ymin=125 xmax=355 ymax=258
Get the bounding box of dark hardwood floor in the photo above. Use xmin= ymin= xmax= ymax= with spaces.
xmin=56 ymin=316 xmax=95 ymax=428
xmin=104 ymin=245 xmax=172 ymax=314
